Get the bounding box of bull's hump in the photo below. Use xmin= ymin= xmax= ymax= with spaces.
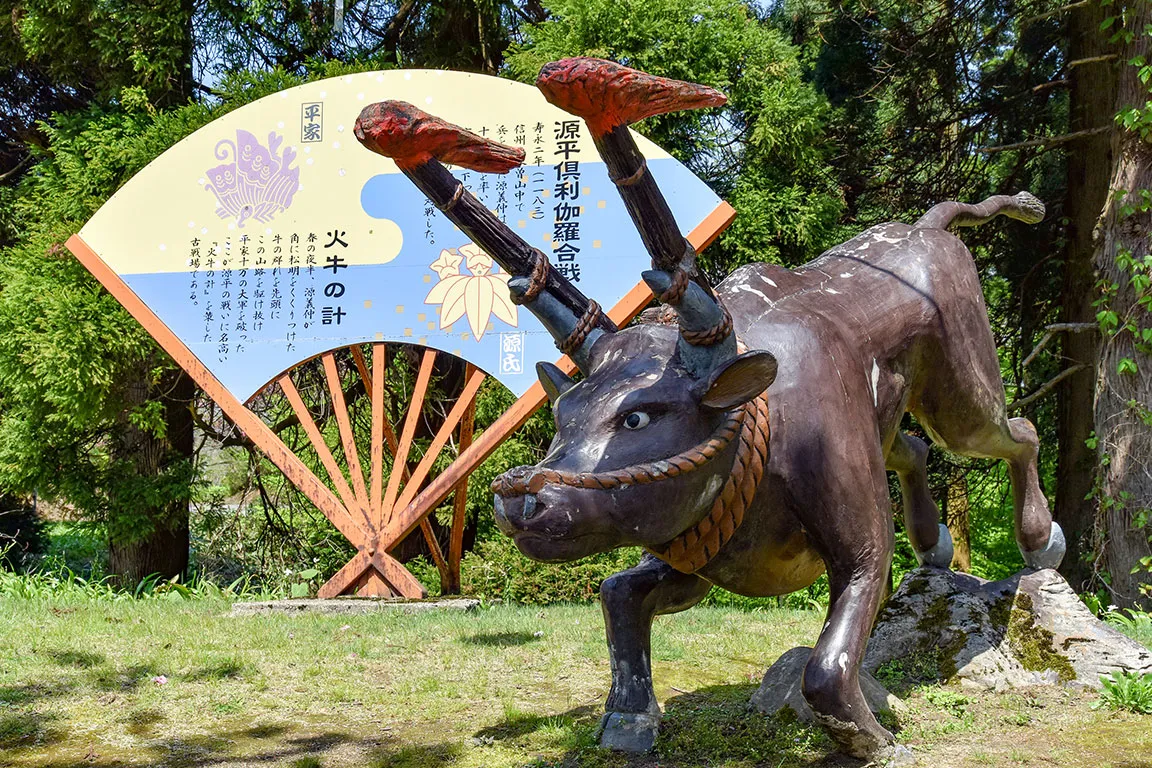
xmin=820 ymin=222 xmax=915 ymax=260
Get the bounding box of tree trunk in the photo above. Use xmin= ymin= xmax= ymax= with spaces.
xmin=946 ymin=468 xmax=972 ymax=573
xmin=1057 ymin=0 xmax=1119 ymax=592
xmin=1093 ymin=1 xmax=1152 ymax=609
xmin=108 ymin=369 xmax=195 ymax=588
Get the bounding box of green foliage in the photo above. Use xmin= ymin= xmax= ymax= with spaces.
xmin=505 ymin=0 xmax=846 ymax=272
xmin=1095 ymin=670 xmax=1152 ymax=714
xmin=0 ymin=555 xmax=272 ymax=602
xmin=1105 ymin=607 xmax=1152 ymax=649
xmin=0 ymin=497 xmax=45 ymax=569
xmin=461 ymin=535 xmax=641 ymax=604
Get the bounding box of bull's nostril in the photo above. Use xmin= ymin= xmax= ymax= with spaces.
xmin=522 ymin=494 xmax=538 ymax=520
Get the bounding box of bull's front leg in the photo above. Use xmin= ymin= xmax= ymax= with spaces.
xmin=599 ymin=553 xmax=711 ymax=752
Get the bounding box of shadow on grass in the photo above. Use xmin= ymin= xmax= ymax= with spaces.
xmin=0 ymin=681 xmax=74 ymax=706
xmin=91 ymin=661 xmax=163 ymax=692
xmin=0 ymin=710 xmax=64 ymax=752
xmin=471 ymin=683 xmax=863 ymax=768
xmin=458 ymin=630 xmax=542 ymax=647
xmin=45 ymin=648 xmax=106 ymax=668
xmin=21 ymin=718 xmax=466 ymax=768
xmin=473 ymin=703 xmax=600 ymax=741
xmin=183 ymin=657 xmax=249 ymax=682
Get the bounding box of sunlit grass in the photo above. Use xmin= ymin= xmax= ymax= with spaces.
xmin=0 ymin=594 xmax=1149 ymax=767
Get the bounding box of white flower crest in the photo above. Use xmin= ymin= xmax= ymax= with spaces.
xmin=424 ymin=244 xmax=518 ymax=339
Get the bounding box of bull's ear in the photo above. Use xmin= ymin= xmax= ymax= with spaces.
xmin=537 ymin=361 xmax=576 ymax=402
xmin=694 ymin=350 xmax=777 ymax=410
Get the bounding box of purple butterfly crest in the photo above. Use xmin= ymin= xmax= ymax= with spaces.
xmin=204 ymin=130 xmax=300 ymax=228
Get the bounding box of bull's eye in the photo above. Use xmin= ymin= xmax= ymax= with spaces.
xmin=623 ymin=411 xmax=650 ymax=430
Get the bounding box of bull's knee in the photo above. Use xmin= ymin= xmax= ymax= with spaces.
xmin=599 ymin=570 xmax=638 ymax=616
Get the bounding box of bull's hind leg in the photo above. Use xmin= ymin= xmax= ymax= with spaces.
xmin=886 ymin=432 xmax=954 ymax=568
xmin=598 ymin=554 xmax=712 ymax=752
xmin=914 ymin=403 xmax=1063 ymax=570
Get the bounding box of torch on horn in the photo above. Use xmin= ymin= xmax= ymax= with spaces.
xmin=536 ymin=58 xmax=735 ymax=376
xmin=354 ymin=101 xmax=615 ymax=373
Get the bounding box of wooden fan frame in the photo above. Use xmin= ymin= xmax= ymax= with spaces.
xmin=65 ymin=202 xmax=734 ymax=598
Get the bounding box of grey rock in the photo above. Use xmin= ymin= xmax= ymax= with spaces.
xmin=751 ymin=646 xmax=908 ymax=723
xmin=863 ymin=566 xmax=1152 ymax=691
xmin=599 ymin=711 xmax=660 ymax=752
xmin=229 ymin=597 xmax=481 ymax=616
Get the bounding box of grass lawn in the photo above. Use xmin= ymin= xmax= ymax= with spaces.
xmin=0 ymin=596 xmax=1150 ymax=768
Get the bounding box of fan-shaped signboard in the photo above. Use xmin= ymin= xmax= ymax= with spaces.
xmin=67 ymin=70 xmax=734 ymax=597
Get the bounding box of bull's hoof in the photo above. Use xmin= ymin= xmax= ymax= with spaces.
xmin=1019 ymin=521 xmax=1065 ymax=571
xmin=915 ymin=524 xmax=954 ymax=569
xmin=810 ymin=710 xmax=894 ymax=760
xmin=598 ymin=711 xmax=659 ymax=752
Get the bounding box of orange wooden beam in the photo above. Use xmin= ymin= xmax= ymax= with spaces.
xmin=323 ymin=352 xmax=370 ymax=508
xmin=368 ymin=343 xmax=387 ymax=525
xmin=278 ymin=373 xmax=371 ymax=530
xmin=381 ymin=349 xmax=436 ymax=524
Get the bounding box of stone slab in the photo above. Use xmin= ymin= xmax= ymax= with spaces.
xmin=752 ymin=646 xmax=908 ymax=723
xmin=229 ymin=597 xmax=481 ymax=616
xmin=864 ymin=567 xmax=1152 ymax=691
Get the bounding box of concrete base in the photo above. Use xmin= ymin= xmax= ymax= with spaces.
xmin=229 ymin=597 xmax=480 ymax=616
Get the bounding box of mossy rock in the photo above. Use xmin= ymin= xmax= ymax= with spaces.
xmin=865 ymin=567 xmax=1151 ymax=691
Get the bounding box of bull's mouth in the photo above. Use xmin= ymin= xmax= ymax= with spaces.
xmin=493 ymin=492 xmax=620 ymax=561
xmin=509 ymin=530 xmax=615 ymax=562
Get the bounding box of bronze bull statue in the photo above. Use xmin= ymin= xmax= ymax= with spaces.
xmin=355 ymin=58 xmax=1064 ymax=760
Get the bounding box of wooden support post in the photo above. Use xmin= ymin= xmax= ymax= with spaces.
xmin=381 ymin=349 xmax=437 ymax=525
xmin=446 ymin=365 xmax=478 ymax=594
xmin=323 ymin=352 xmax=369 ymax=508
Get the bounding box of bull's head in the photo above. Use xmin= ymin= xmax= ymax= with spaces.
xmin=492 ymin=315 xmax=776 ymax=562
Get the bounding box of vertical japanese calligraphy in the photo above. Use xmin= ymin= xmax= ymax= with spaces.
xmin=552 ymin=120 xmax=582 ymax=282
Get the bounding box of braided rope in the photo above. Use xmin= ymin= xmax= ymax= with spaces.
xmin=681 ymin=306 xmax=733 ymax=347
xmin=659 ymin=269 xmax=690 ymax=305
xmin=511 ymin=250 xmax=550 ymax=306
xmin=612 ymin=159 xmax=647 ymax=188
xmin=647 ymin=389 xmax=770 ymax=573
xmin=558 ymin=299 xmax=603 ymax=357
xmin=438 ymin=183 xmax=465 ymax=213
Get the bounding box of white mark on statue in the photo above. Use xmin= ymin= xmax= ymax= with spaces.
xmin=838 ymin=652 xmax=848 ymax=673
xmin=735 ymin=285 xmax=770 ymax=302
xmin=871 ymin=359 xmax=880 ymax=408
xmin=760 ymin=275 xmax=778 ymax=288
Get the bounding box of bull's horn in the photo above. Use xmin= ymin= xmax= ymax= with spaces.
xmin=536 ymin=361 xmax=576 ymax=402
xmin=509 ymin=277 xmax=605 ymax=374
xmin=642 ymin=269 xmax=736 ymax=377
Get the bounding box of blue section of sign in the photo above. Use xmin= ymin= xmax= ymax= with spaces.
xmin=122 ymin=157 xmax=722 ymax=400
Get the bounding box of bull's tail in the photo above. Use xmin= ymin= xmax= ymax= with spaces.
xmin=915 ymin=191 xmax=1045 ymax=230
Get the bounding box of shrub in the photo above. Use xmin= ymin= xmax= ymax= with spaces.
xmin=461 ymin=536 xmax=641 ymax=604
xmin=1094 ymin=671 xmax=1152 ymax=715
xmin=0 ymin=496 xmax=45 ymax=570
xmin=458 ymin=535 xmax=831 ymax=609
